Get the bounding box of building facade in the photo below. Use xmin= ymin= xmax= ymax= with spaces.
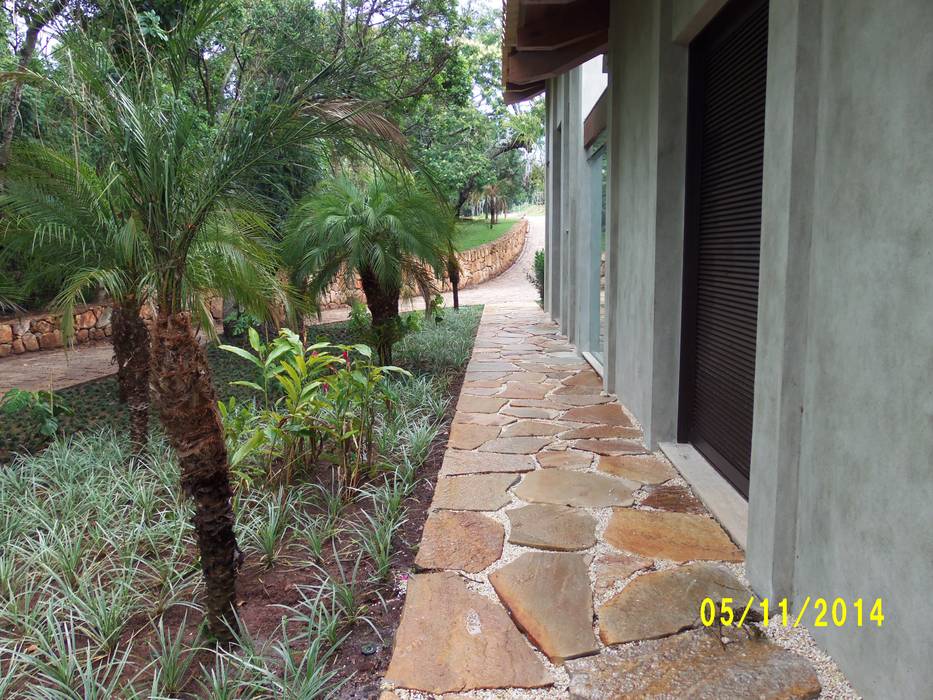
xmin=503 ymin=0 xmax=933 ymax=696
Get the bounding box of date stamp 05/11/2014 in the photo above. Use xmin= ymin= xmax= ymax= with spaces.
xmin=700 ymin=596 xmax=885 ymax=629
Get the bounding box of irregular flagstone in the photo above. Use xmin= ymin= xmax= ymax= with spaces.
xmin=440 ymin=450 xmax=535 ymax=476
xmin=567 ymin=629 xmax=821 ymax=700
xmin=466 ymin=361 xmax=520 ymax=373
xmin=415 ymin=511 xmax=504 ymax=573
xmin=479 ymin=436 xmax=553 ymax=454
xmin=501 ymin=405 xmax=561 ymax=420
xmin=598 ymin=454 xmax=676 ymax=484
xmin=456 ymin=395 xmax=508 ymax=414
xmin=501 ymin=420 xmax=568 ymax=437
xmin=562 ymin=404 xmax=633 ymax=426
xmin=641 ymin=483 xmax=707 ymax=514
xmin=448 ymin=423 xmax=500 ymax=450
xmin=509 ymin=398 xmax=574 ymax=410
xmin=548 ymin=394 xmax=613 ymax=407
xmin=559 ymin=425 xmax=643 ymax=440
xmin=605 ymin=509 xmax=744 ymax=562
xmin=489 ymin=552 xmax=599 ymax=663
xmin=552 ymin=384 xmax=604 ymax=396
xmin=499 ymin=382 xmax=552 ymax=399
xmin=462 ymin=386 xmax=503 ymax=396
xmin=432 ymin=474 xmax=519 ymax=511
xmin=573 ymin=438 xmax=646 ymax=456
xmin=463 ymin=379 xmax=508 ymax=388
xmin=593 ymin=552 xmax=653 ymax=597
xmin=385 ymin=572 xmax=552 ymax=693
xmin=507 ymin=504 xmax=597 ymax=551
xmin=502 ymin=371 xmax=548 ymax=383
xmin=562 ymin=371 xmax=603 ymax=388
xmin=598 ymin=563 xmax=749 ymax=644
xmin=463 ymin=371 xmax=508 ymax=382
xmin=515 ymin=470 xmax=636 ymax=508
xmin=536 ymin=449 xmax=593 ymax=470
xmin=452 ymin=412 xmax=516 ymax=427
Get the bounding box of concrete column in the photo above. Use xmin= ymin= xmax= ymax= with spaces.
xmin=544 ymin=79 xmax=563 ymax=318
xmin=604 ymin=0 xmax=686 ymax=448
xmin=559 ymin=70 xmax=583 ymax=339
xmin=746 ymin=0 xmax=821 ymax=605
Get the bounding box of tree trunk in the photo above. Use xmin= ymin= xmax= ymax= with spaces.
xmin=151 ymin=309 xmax=240 ymax=642
xmin=447 ymin=255 xmax=460 ymax=310
xmin=359 ymin=266 xmax=400 ymax=366
xmin=111 ymin=299 xmax=150 ymax=456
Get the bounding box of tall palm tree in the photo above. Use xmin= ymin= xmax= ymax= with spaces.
xmin=284 ymin=176 xmax=453 ymax=364
xmin=3 ymin=3 xmax=405 ymax=641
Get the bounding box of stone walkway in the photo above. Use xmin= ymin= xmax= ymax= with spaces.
xmin=382 ymin=302 xmax=824 ymax=699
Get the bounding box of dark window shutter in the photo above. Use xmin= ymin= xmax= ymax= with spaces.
xmin=680 ymin=0 xmax=769 ymax=497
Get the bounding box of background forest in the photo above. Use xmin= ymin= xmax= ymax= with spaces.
xmin=0 ymin=0 xmax=544 ymax=312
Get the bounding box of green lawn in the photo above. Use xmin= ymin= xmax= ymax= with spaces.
xmin=454 ymin=216 xmax=518 ymax=251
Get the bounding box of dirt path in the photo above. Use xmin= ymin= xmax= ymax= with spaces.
xmin=0 ymin=217 xmax=544 ymax=394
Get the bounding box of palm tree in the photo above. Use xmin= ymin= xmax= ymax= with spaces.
xmin=284 ymin=176 xmax=453 ymax=364
xmin=3 ymin=3 xmax=404 ymax=641
xmin=482 ymin=182 xmax=503 ymax=227
xmin=0 ymin=143 xmax=288 ymax=455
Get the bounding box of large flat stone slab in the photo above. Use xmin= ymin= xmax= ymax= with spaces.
xmin=452 ymin=412 xmax=515 ymax=426
xmin=432 ymin=474 xmax=519 ymax=511
xmin=456 ymin=396 xmax=508 ymax=414
xmin=515 ymin=470 xmax=636 ymax=508
xmin=562 ymin=404 xmax=633 ymax=426
xmin=598 ymin=454 xmax=676 ymax=484
xmin=508 ymin=504 xmax=597 ymax=551
xmin=479 ymin=437 xmax=553 ymax=454
xmin=448 ymin=423 xmax=500 ymax=450
xmin=501 ymin=420 xmax=567 ymax=437
xmin=386 ymin=572 xmax=552 ymax=693
xmin=489 ymin=552 xmax=599 ymax=663
xmin=567 ymin=629 xmax=821 ymax=700
xmin=499 ymin=382 xmax=552 ymax=399
xmin=415 ymin=511 xmax=504 ymax=573
xmin=440 ymin=450 xmax=535 ymax=476
xmin=641 ymin=483 xmax=707 ymax=514
xmin=559 ymin=425 xmax=642 ymax=441
xmin=548 ymin=394 xmax=613 ymax=407
xmin=605 ymin=510 xmax=744 ymax=562
xmin=573 ymin=439 xmax=646 ymax=456
xmin=593 ymin=552 xmax=653 ymax=597
xmin=537 ymin=450 xmax=593 ymax=470
xmin=501 ymin=406 xmax=560 ymax=419
xmin=598 ymin=563 xmax=749 ymax=644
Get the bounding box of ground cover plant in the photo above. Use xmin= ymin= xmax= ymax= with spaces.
xmin=0 ymin=306 xmax=482 ymax=698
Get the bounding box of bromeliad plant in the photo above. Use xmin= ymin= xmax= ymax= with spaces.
xmin=220 ymin=328 xmax=408 ymax=492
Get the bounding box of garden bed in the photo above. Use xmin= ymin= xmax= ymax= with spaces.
xmin=0 ymin=306 xmax=482 ymax=698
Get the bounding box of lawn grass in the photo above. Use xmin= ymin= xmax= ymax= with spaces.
xmin=0 ymin=305 xmax=483 ymax=697
xmin=453 ymin=216 xmax=518 ymax=251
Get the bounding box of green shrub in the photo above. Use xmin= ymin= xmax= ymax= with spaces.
xmin=529 ymin=248 xmax=545 ymax=303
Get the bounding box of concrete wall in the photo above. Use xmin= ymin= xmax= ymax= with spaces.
xmin=603 ymin=0 xmax=686 ymax=449
xmin=749 ymin=1 xmax=933 ymax=696
xmin=542 ymin=0 xmax=933 ymax=696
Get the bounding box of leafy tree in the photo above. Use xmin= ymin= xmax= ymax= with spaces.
xmin=284 ymin=175 xmax=453 ymax=364
xmin=3 ymin=1 xmax=405 ymax=641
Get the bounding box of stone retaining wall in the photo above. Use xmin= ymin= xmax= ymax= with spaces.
xmin=318 ymin=218 xmax=528 ymax=308
xmin=0 ymin=298 xmax=224 ymax=358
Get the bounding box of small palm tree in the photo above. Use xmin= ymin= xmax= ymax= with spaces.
xmin=284 ymin=176 xmax=453 ymax=364
xmin=3 ymin=3 xmax=404 ymax=641
xmin=1 ymin=144 xmax=285 ymax=455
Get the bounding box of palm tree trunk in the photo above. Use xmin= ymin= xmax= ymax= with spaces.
xmin=359 ymin=266 xmax=400 ymax=365
xmin=447 ymin=254 xmax=460 ymax=310
xmin=111 ymin=299 xmax=150 ymax=456
xmin=151 ymin=309 xmax=240 ymax=642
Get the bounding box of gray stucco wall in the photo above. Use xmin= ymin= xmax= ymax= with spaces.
xmin=605 ymin=0 xmax=686 ymax=449
xmin=755 ymin=1 xmax=933 ymax=696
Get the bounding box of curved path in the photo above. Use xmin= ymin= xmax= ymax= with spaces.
xmin=0 ymin=217 xmax=545 ymax=393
